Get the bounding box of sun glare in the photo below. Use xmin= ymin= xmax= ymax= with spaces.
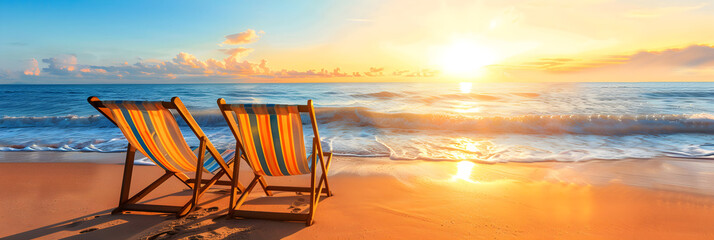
xmin=459 ymin=82 xmax=472 ymax=93
xmin=453 ymin=161 xmax=476 ymax=182
xmin=437 ymin=39 xmax=497 ymax=78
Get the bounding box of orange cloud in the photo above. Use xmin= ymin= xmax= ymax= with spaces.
xmin=10 ymin=30 xmax=441 ymax=82
xmin=219 ymin=47 xmax=254 ymax=58
xmin=496 ymin=44 xmax=714 ymax=82
xmin=23 ymin=58 xmax=40 ymax=76
xmin=223 ymin=29 xmax=261 ymax=45
xmin=508 ymin=45 xmax=714 ymax=73
xmin=391 ymin=68 xmax=440 ymax=77
xmin=364 ymin=67 xmax=384 ymax=77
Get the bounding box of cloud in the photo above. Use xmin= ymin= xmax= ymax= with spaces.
xmin=364 ymin=67 xmax=384 ymax=76
xmin=392 ymin=68 xmax=440 ymax=77
xmin=625 ymin=45 xmax=714 ymax=67
xmin=23 ymin=58 xmax=40 ymax=76
xmin=41 ymin=54 xmax=77 ymax=75
xmin=218 ymin=47 xmax=254 ymax=58
xmin=19 ymin=51 xmax=435 ymax=82
xmin=272 ymin=67 xmax=356 ymax=78
xmin=223 ymin=29 xmax=262 ymax=45
xmin=4 ymin=30 xmax=441 ymax=83
xmin=498 ymin=44 xmax=714 ymax=82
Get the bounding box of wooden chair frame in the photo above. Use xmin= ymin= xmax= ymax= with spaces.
xmin=88 ymin=96 xmax=246 ymax=217
xmin=217 ymin=99 xmax=333 ymax=226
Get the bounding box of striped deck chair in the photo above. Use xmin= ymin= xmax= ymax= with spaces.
xmin=88 ymin=96 xmax=245 ymax=217
xmin=217 ymin=98 xmax=333 ymax=226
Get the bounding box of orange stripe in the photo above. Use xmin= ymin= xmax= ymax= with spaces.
xmin=291 ymin=106 xmax=309 ymax=173
xmin=275 ymin=108 xmax=291 ymax=174
xmin=146 ymin=103 xmax=195 ymax=171
xmin=256 ymin=106 xmax=281 ymax=175
xmin=278 ymin=107 xmax=299 ymax=175
xmin=243 ymin=110 xmax=264 ymax=174
xmin=235 ymin=106 xmax=264 ymax=174
xmin=108 ymin=106 xmax=144 ymax=154
xmin=125 ymin=103 xmax=179 ymax=172
xmin=109 ymin=104 xmax=174 ymax=172
xmin=161 ymin=107 xmax=198 ymax=167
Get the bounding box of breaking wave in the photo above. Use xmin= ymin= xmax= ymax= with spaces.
xmin=3 ymin=110 xmax=714 ymax=135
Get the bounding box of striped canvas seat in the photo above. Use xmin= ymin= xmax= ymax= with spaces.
xmin=102 ymin=101 xmax=229 ymax=174
xmin=227 ymin=104 xmax=311 ymax=176
xmin=219 ymin=99 xmax=332 ymax=225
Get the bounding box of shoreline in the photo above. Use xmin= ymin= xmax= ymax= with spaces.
xmin=2 ymin=151 xmax=712 ymax=196
xmin=2 ymin=153 xmax=714 ymax=239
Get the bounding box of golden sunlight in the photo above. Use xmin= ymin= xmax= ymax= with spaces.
xmin=459 ymin=81 xmax=472 ymax=93
xmin=436 ymin=39 xmax=497 ymax=78
xmin=453 ymin=161 xmax=476 ymax=182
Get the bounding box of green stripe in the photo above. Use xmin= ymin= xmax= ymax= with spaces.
xmin=267 ymin=105 xmax=290 ymax=175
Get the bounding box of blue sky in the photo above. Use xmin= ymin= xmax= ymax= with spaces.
xmin=2 ymin=0 xmax=714 ymax=83
xmin=0 ymin=0 xmax=373 ymax=69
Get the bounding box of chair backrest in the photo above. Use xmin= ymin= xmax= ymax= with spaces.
xmin=218 ymin=102 xmax=318 ymax=176
xmin=88 ymin=97 xmax=227 ymax=174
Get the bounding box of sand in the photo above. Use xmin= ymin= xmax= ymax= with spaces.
xmin=1 ymin=152 xmax=714 ymax=239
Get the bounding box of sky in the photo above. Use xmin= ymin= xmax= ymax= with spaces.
xmin=2 ymin=0 xmax=714 ymax=83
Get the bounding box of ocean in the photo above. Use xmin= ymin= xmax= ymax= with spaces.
xmin=1 ymin=82 xmax=713 ymax=163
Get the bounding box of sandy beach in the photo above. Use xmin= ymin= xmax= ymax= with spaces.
xmin=1 ymin=152 xmax=714 ymax=239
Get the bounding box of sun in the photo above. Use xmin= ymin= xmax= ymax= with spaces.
xmin=436 ymin=39 xmax=498 ymax=78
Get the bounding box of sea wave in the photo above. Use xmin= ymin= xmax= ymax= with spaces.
xmin=3 ymin=110 xmax=714 ymax=135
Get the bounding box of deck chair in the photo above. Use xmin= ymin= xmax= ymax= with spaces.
xmin=88 ymin=96 xmax=245 ymax=217
xmin=217 ymin=98 xmax=333 ymax=226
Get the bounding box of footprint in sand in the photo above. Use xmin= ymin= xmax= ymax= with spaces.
xmin=79 ymin=228 xmax=98 ymax=234
xmin=65 ymin=221 xmax=83 ymax=228
xmin=289 ymin=198 xmax=309 ymax=212
xmin=147 ymin=230 xmax=178 ymax=240
xmin=65 ymin=215 xmax=101 ymax=228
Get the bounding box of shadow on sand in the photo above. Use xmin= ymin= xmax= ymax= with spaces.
xmin=4 ymin=189 xmax=327 ymax=240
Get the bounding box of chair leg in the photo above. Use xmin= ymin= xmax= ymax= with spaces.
xmin=177 ymin=168 xmax=227 ymax=217
xmin=317 ymin=153 xmax=333 ymax=197
xmin=173 ymin=172 xmax=194 ymax=189
xmin=112 ymin=143 xmax=236 ymax=218
xmin=126 ymin=172 xmax=175 ymax=204
xmin=113 ymin=144 xmax=136 ymax=215
xmin=177 ymin=137 xmax=206 ymax=217
xmin=229 ymin=176 xmax=260 ymax=218
xmin=229 ymin=150 xmax=241 ymax=217
xmin=307 ymin=144 xmax=318 ymax=226
xmin=257 ymin=176 xmax=273 ymax=196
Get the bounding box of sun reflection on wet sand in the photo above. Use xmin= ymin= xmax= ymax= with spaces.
xmin=446 ymin=137 xmax=496 ymax=161
xmin=452 ymin=161 xmax=477 ymax=182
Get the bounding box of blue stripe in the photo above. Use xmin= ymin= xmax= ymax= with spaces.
xmin=245 ymin=105 xmax=273 ymax=176
xmin=119 ymin=106 xmax=170 ymax=172
xmin=202 ymin=150 xmax=218 ymax=173
xmin=203 ymin=151 xmax=218 ymax=172
xmin=193 ymin=147 xmax=228 ymax=173
xmin=267 ymin=105 xmax=290 ymax=175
